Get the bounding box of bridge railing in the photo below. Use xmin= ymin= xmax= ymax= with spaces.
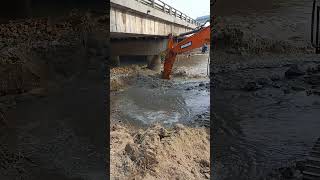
xmin=136 ymin=0 xmax=201 ymax=26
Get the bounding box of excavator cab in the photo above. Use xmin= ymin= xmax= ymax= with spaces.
xmin=311 ymin=0 xmax=320 ymax=53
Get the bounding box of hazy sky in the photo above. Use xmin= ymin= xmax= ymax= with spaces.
xmin=162 ymin=0 xmax=210 ymax=19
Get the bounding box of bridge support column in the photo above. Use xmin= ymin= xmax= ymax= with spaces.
xmin=110 ymin=56 xmax=120 ymax=67
xmin=147 ymin=55 xmax=161 ymax=72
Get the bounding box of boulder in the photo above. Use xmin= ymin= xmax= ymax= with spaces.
xmin=285 ymin=64 xmax=305 ymax=79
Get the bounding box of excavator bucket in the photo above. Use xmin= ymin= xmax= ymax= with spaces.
xmin=162 ymin=34 xmax=176 ymax=79
xmin=162 ymin=51 xmax=177 ymax=79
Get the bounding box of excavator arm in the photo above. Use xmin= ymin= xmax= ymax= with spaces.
xmin=162 ymin=26 xmax=210 ymax=79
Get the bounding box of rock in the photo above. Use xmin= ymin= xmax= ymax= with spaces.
xmin=272 ymin=43 xmax=285 ymax=53
xmin=272 ymin=83 xmax=281 ymax=88
xmin=280 ymin=167 xmax=294 ymax=178
xmin=283 ymin=88 xmax=291 ymax=94
xmin=270 ymin=74 xmax=281 ymax=81
xmin=243 ymin=82 xmax=262 ymax=91
xmin=291 ymin=86 xmax=305 ymax=91
xmin=306 ymin=90 xmax=313 ymax=96
xmin=229 ymin=146 xmax=236 ymax=152
xmin=295 ymin=161 xmax=305 ymax=172
xmin=306 ymin=90 xmax=320 ymax=96
xmin=293 ymin=170 xmax=303 ymax=179
xmin=256 ymin=77 xmax=271 ymax=85
xmin=311 ymin=90 xmax=320 ymax=96
xmin=204 ymin=173 xmax=210 ymax=179
xmin=199 ymin=159 xmax=210 ymax=168
xmin=306 ymin=63 xmax=320 ymax=74
xmin=190 ymin=168 xmax=196 ymax=174
xmin=143 ymin=149 xmax=159 ymax=166
xmin=158 ymin=127 xmax=170 ymax=139
xmin=174 ymin=124 xmax=185 ymax=131
xmin=226 ymin=48 xmax=238 ymax=54
xmin=197 ymin=114 xmax=204 ymax=119
xmin=313 ymin=101 xmax=320 ymax=105
xmin=285 ymin=64 xmax=305 ymax=79
xmin=186 ymin=87 xmax=193 ymax=91
xmin=304 ymin=74 xmax=320 ymax=85
xmin=199 ymin=82 xmax=205 ymax=87
xmin=125 ymin=143 xmax=139 ymax=161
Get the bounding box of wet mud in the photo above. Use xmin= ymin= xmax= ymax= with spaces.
xmin=213 ymin=53 xmax=320 ymax=179
xmin=0 ymin=11 xmax=107 ymax=179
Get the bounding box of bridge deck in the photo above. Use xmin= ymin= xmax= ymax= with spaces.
xmin=110 ymin=0 xmax=199 ymax=37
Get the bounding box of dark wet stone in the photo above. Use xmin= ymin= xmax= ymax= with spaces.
xmin=283 ymin=88 xmax=291 ymax=94
xmin=199 ymin=159 xmax=210 ymax=168
xmin=291 ymin=86 xmax=305 ymax=91
xmin=280 ymin=167 xmax=294 ymax=179
xmin=197 ymin=114 xmax=204 ymax=118
xmin=313 ymin=101 xmax=320 ymax=105
xmin=226 ymin=48 xmax=239 ymax=54
xmin=285 ymin=64 xmax=305 ymax=79
xmin=306 ymin=90 xmax=313 ymax=96
xmin=272 ymin=83 xmax=281 ymax=88
xmin=311 ymin=85 xmax=317 ymax=89
xmin=199 ymin=82 xmax=205 ymax=87
xmin=306 ymin=63 xmax=320 ymax=74
xmin=256 ymin=77 xmax=271 ymax=85
xmin=304 ymin=74 xmax=320 ymax=85
xmin=313 ymin=90 xmax=320 ymax=96
xmin=270 ymin=74 xmax=281 ymax=81
xmin=243 ymin=82 xmax=262 ymax=91
xmin=295 ymin=161 xmax=305 ymax=172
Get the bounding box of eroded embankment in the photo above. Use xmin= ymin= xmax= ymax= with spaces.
xmin=0 ymin=10 xmax=107 ymax=179
xmin=0 ymin=10 xmax=108 ymax=96
xmin=111 ymin=123 xmax=210 ymax=180
xmin=213 ymin=0 xmax=313 ymax=55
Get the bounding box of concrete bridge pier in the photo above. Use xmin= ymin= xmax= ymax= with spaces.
xmin=110 ymin=0 xmax=200 ymax=72
xmin=147 ymin=55 xmax=161 ymax=72
xmin=110 ymin=56 xmax=120 ymax=67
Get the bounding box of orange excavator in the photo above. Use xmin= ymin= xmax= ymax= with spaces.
xmin=162 ymin=21 xmax=210 ymax=79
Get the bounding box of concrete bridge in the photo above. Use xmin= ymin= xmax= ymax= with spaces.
xmin=110 ymin=0 xmax=200 ymax=70
xmin=110 ymin=0 xmax=199 ymax=37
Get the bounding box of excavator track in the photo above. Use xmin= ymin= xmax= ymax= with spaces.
xmin=303 ymin=138 xmax=320 ymax=180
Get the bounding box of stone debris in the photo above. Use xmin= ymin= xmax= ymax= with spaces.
xmin=285 ymin=64 xmax=305 ymax=79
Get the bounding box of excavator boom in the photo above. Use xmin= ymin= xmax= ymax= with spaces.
xmin=162 ymin=26 xmax=210 ymax=79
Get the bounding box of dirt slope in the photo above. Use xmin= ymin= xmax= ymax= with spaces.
xmin=111 ymin=124 xmax=210 ymax=180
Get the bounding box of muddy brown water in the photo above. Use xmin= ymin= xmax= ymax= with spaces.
xmin=111 ymin=53 xmax=210 ymax=127
xmin=114 ymin=81 xmax=209 ymax=126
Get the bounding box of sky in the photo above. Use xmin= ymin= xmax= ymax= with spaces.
xmin=162 ymin=0 xmax=210 ymax=19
